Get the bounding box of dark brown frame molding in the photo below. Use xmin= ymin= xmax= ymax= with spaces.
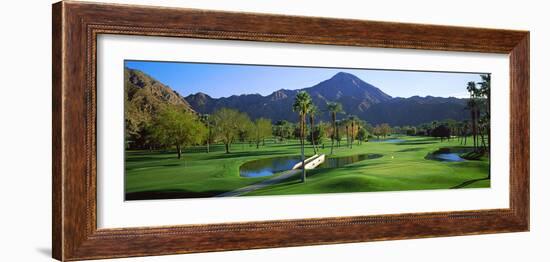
xmin=52 ymin=1 xmax=530 ymax=261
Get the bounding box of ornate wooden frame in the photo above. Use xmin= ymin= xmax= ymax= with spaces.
xmin=52 ymin=1 xmax=530 ymax=261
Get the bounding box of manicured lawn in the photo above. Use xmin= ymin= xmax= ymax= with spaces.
xmin=125 ymin=136 xmax=489 ymax=200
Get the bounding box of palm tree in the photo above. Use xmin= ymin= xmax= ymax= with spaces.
xmin=344 ymin=119 xmax=350 ymax=148
xmin=327 ymin=102 xmax=343 ymax=155
xmin=348 ymin=115 xmax=359 ymax=149
xmin=467 ymin=81 xmax=479 ymax=149
xmin=335 ymin=120 xmax=341 ymax=147
xmin=308 ymin=105 xmax=319 ymax=154
xmin=293 ymin=91 xmax=313 ymax=183
xmin=478 ymin=74 xmax=491 ymax=156
xmin=461 ymin=120 xmax=469 ymax=145
xmin=431 ymin=121 xmax=438 ymax=136
xmin=466 ymin=99 xmax=478 ymax=149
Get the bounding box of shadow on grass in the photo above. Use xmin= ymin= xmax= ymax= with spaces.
xmin=126 ymin=190 xmax=226 ymax=200
xmin=202 ymin=150 xmax=288 ymax=160
xmin=397 ymin=147 xmax=425 ymax=152
xmin=396 ymin=141 xmax=437 ymax=145
xmin=304 ymin=162 xmax=387 ymax=178
xmin=126 ymin=156 xmax=169 ymax=162
xmin=450 ymin=177 xmax=490 ymax=189
xmin=263 ymin=143 xmax=302 ymax=148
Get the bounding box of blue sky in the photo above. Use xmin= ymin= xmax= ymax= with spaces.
xmin=125 ymin=60 xmax=486 ymax=99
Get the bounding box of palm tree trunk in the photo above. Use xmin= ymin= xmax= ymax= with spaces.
xmin=487 ymin=125 xmax=491 ymax=155
xmin=336 ymin=122 xmax=340 ymax=148
xmin=330 ymin=114 xmax=335 ymax=155
xmin=487 ymin=95 xmax=491 ymax=156
xmin=345 ymin=126 xmax=349 ymax=149
xmin=310 ymin=115 xmax=317 ymax=154
xmin=350 ymin=122 xmax=354 ymax=149
xmin=471 ymin=109 xmax=476 ymax=150
xmin=300 ymin=115 xmax=306 ymax=183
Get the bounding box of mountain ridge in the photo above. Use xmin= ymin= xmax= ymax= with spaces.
xmin=125 ymin=67 xmax=469 ymax=126
xmin=184 ymin=71 xmax=468 ymax=125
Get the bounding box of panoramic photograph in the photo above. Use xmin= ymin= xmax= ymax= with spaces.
xmin=124 ymin=60 xmax=491 ymax=201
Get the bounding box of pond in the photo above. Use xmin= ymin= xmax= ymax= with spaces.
xmin=239 ymin=155 xmax=301 ymax=177
xmin=431 ymin=153 xmax=465 ymax=162
xmin=239 ymin=153 xmax=383 ymax=177
xmin=370 ymin=139 xmax=405 ymax=143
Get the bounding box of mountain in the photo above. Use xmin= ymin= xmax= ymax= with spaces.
xmin=185 ymin=71 xmax=469 ymax=125
xmin=124 ymin=68 xmax=469 ymax=126
xmin=305 ymin=72 xmax=392 ymax=105
xmin=125 ymin=68 xmax=193 ymax=111
xmin=124 ymin=68 xmax=194 ymax=139
xmin=185 ymin=72 xmax=394 ymax=122
xmin=362 ymin=96 xmax=468 ymax=126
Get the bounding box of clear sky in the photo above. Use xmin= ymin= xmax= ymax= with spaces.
xmin=125 ymin=60 xmax=487 ymax=99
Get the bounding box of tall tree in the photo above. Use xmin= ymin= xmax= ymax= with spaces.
xmin=344 ymin=119 xmax=350 ymax=148
xmin=308 ymin=105 xmax=319 ymax=154
xmin=461 ymin=120 xmax=469 ymax=145
xmin=431 ymin=121 xmax=438 ymax=136
xmin=335 ymin=120 xmax=342 ymax=147
xmin=253 ymin=118 xmax=273 ymax=149
xmin=373 ymin=125 xmax=382 ymax=140
xmin=152 ymin=105 xmax=206 ymax=159
xmin=211 ymin=108 xmax=252 ymax=153
xmin=274 ymin=120 xmax=293 ymax=143
xmin=478 ymin=74 xmax=491 ymax=155
xmin=380 ymin=123 xmax=391 ymax=138
xmin=199 ymin=114 xmax=211 ymax=153
xmin=327 ymin=102 xmax=344 ymax=155
xmin=348 ymin=115 xmax=359 ymax=149
xmin=293 ymin=91 xmax=313 ymax=183
xmin=356 ymin=127 xmax=368 ymax=144
xmin=467 ymin=81 xmax=480 ymax=149
xmin=432 ymin=124 xmax=451 ymax=142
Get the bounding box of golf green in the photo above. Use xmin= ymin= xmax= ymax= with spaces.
xmin=125 ymin=136 xmax=489 ymax=200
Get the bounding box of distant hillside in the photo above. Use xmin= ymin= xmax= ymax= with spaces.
xmin=185 ymin=72 xmax=469 ymax=125
xmin=123 ymin=68 xmax=469 ymax=127
xmin=125 ymin=68 xmax=194 ymax=140
xmin=362 ymin=96 xmax=468 ymax=126
xmin=186 ymin=72 xmax=393 ymax=122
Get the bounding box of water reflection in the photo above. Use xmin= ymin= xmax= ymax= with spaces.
xmin=239 ymin=153 xmax=383 ymax=177
xmin=239 ymin=156 xmax=301 ymax=177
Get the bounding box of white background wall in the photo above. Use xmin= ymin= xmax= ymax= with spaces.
xmin=0 ymin=0 xmax=547 ymax=261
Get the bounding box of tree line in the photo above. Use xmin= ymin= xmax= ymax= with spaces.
xmin=127 ymin=106 xmax=273 ymax=158
xmin=394 ymin=74 xmax=490 ymax=152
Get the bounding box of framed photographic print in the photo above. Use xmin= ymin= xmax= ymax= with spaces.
xmin=52 ymin=1 xmax=529 ymax=261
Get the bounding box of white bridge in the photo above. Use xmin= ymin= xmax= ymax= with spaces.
xmin=292 ymin=154 xmax=326 ymax=170
xmin=216 ymin=154 xmax=326 ymax=197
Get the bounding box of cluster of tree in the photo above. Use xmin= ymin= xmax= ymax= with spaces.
xmin=391 ymin=119 xmax=479 ymax=144
xmin=372 ymin=123 xmax=392 ymax=140
xmin=199 ymin=108 xmax=274 ymax=154
xmin=408 ymin=76 xmax=490 ymax=151
xmin=127 ymin=105 xmax=275 ymax=158
xmin=387 ymin=75 xmax=490 ymax=152
xmin=466 ymin=75 xmax=491 ymax=153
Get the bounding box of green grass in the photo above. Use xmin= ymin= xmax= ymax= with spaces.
xmin=125 ymin=136 xmax=489 ymax=199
